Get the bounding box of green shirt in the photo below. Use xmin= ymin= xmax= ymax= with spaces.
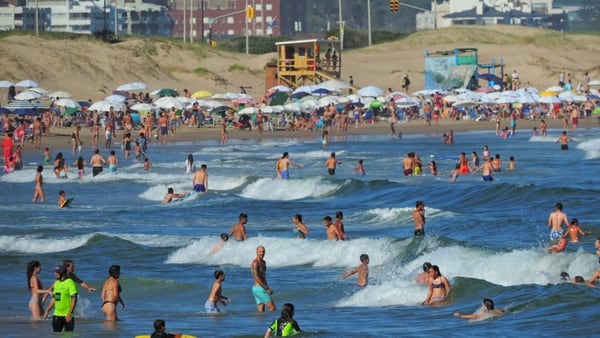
xmin=52 ymin=278 xmax=78 ymax=316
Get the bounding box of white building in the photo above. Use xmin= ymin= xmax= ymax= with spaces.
xmin=417 ymin=0 xmax=568 ymax=31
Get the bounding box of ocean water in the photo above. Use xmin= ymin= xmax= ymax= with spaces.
xmin=2 ymin=126 xmax=600 ymax=338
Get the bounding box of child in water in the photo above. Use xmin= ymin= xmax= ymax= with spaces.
xmin=353 ymin=159 xmax=366 ymax=176
xmin=321 ymin=130 xmax=329 ymax=149
xmin=264 ymin=303 xmax=302 ymax=337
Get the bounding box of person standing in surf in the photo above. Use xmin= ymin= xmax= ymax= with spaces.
xmin=413 ymin=200 xmax=426 ymax=236
xmin=251 ymin=246 xmax=276 ymax=312
xmin=192 ymin=164 xmax=208 ymax=192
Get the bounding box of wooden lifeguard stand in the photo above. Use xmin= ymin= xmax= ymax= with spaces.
xmin=274 ymin=38 xmax=342 ymax=89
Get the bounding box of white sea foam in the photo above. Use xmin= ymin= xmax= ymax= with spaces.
xmin=0 ymin=234 xmax=93 ymax=253
xmin=239 ymin=176 xmax=341 ymax=200
xmin=577 ymin=137 xmax=600 ymax=159
xmin=166 ymin=236 xmax=404 ymax=268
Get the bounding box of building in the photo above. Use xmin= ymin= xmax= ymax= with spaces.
xmin=168 ymin=0 xmax=281 ymax=42
xmin=417 ymin=0 xmax=571 ymax=31
xmin=0 ymin=0 xmax=173 ymax=36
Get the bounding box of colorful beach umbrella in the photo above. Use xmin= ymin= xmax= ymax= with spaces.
xmin=191 ymin=90 xmax=212 ymax=99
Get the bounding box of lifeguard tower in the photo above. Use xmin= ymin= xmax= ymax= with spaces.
xmin=424 ymin=48 xmax=479 ymax=90
xmin=273 ymin=38 xmax=342 ymax=89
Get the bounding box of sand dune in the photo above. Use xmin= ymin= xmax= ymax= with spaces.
xmin=0 ymin=25 xmax=599 ymax=104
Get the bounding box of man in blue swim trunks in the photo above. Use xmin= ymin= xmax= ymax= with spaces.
xmin=192 ymin=164 xmax=208 ymax=192
xmin=548 ymin=202 xmax=569 ymax=241
xmin=472 ymin=157 xmax=494 ymax=182
xmin=251 ymin=246 xmax=276 ymax=312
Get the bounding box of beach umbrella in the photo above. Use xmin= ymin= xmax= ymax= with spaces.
xmin=558 ymin=91 xmax=576 ymax=102
xmin=130 ymin=103 xmax=153 ymax=111
xmin=211 ymin=92 xmax=241 ymax=100
xmin=4 ymin=100 xmax=45 ymax=111
xmin=394 ymin=97 xmax=420 ymax=107
xmin=15 ymin=79 xmax=39 ymax=88
xmin=544 ymin=85 xmax=563 ymax=93
xmin=385 ymin=91 xmax=409 ymax=102
xmin=14 ymin=108 xmax=39 ymax=116
xmin=199 ymin=100 xmax=223 ymax=109
xmin=117 ymin=82 xmax=148 ymax=91
xmin=311 ymin=87 xmax=332 ymax=95
xmin=283 ymin=103 xmax=301 ymax=113
xmin=261 ymin=105 xmax=284 ymax=113
xmin=269 ymin=92 xmax=289 ymax=106
xmin=78 ymin=101 xmax=91 ymax=108
xmin=210 ymin=106 xmax=230 ymax=116
xmin=0 ymin=107 xmax=11 ymax=114
xmin=191 ymin=90 xmax=212 ymax=99
xmin=232 ymin=95 xmax=256 ymax=105
xmin=0 ymin=80 xmax=14 ymax=88
xmin=237 ymin=106 xmax=259 ymax=115
xmin=517 ymin=87 xmax=539 ymax=95
xmin=587 ymin=80 xmax=600 ymax=86
xmin=54 ymin=98 xmax=80 ymax=108
xmin=291 ymin=85 xmax=314 ymax=98
xmin=358 ymin=86 xmax=384 ymax=97
xmin=537 ymin=96 xmax=560 ymax=104
xmin=105 ymin=94 xmax=127 ymax=103
xmin=154 ymin=97 xmax=184 ymax=110
xmin=176 ymin=96 xmax=193 ymax=105
xmin=268 ymin=85 xmax=291 ymax=93
xmin=48 ymin=91 xmax=71 ymax=99
xmin=453 ymin=100 xmax=478 ymax=107
xmin=89 ymin=100 xmax=117 ymax=112
xmin=317 ymin=80 xmax=351 ymax=93
xmin=151 ymin=88 xmax=178 ymax=97
xmin=495 ymin=96 xmax=518 ymax=104
xmin=413 ymin=89 xmax=444 ymax=96
xmin=14 ymin=91 xmax=42 ymax=101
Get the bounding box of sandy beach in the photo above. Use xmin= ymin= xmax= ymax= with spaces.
xmin=28 ymin=117 xmax=570 ymax=157
xmin=1 ymin=24 xmax=598 ymax=156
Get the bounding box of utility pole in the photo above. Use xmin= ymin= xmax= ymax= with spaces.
xmin=338 ymin=0 xmax=343 ymax=50
xmin=183 ymin=0 xmax=187 ymax=43
xmin=367 ymin=0 xmax=371 ymax=46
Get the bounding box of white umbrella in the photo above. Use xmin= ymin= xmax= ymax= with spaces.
xmin=537 ymin=96 xmax=560 ymax=104
xmin=154 ymin=97 xmax=184 ymax=110
xmin=413 ymin=89 xmax=444 ymax=96
xmin=176 ymin=96 xmax=193 ymax=105
xmin=261 ymin=105 xmax=284 ymax=113
xmin=26 ymin=88 xmax=48 ymax=96
xmin=48 ymin=91 xmax=71 ymax=99
xmin=587 ymin=80 xmax=600 ymax=86
xmin=237 ymin=106 xmax=258 ymax=115
xmin=318 ymin=96 xmax=340 ymax=108
xmin=54 ymin=98 xmax=80 ymax=108
xmin=211 ymin=92 xmax=241 ymax=100
xmin=117 ymin=82 xmax=148 ymax=91
xmin=283 ymin=103 xmax=301 ymax=112
xmin=89 ymin=100 xmax=117 ymax=112
xmin=358 ymin=86 xmax=384 ymax=97
xmin=496 ymin=96 xmax=518 ymax=104
xmin=14 ymin=91 xmax=42 ymax=101
xmin=316 ymin=80 xmax=351 ymax=92
xmin=130 ymin=103 xmax=154 ymax=111
xmin=199 ymin=100 xmax=223 ymax=109
xmin=268 ymin=85 xmax=291 ymax=92
xmin=558 ymin=91 xmax=576 ymax=102
xmin=15 ymin=79 xmax=39 ymax=88
xmin=394 ymin=97 xmax=420 ymax=107
xmin=0 ymin=80 xmax=14 ymax=88
xmin=105 ymin=94 xmax=127 ymax=102
xmin=453 ymin=100 xmax=478 ymax=107
xmin=545 ymin=85 xmax=563 ymax=92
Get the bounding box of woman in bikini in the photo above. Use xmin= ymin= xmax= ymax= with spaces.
xmin=292 ymin=214 xmax=310 ymax=239
xmin=101 ymin=265 xmax=124 ymax=321
xmin=26 ymin=260 xmax=50 ymax=319
xmin=423 ymin=265 xmax=451 ymax=305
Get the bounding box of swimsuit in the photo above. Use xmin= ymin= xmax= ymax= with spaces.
xmin=92 ymin=166 xmax=103 ymax=177
xmin=108 ymin=164 xmax=117 ymax=172
xmin=252 ymin=285 xmax=272 ymax=305
xmin=281 ymin=170 xmax=289 ymax=179
xmin=414 ymin=228 xmax=425 ymax=236
xmin=102 ymin=300 xmax=117 ymax=307
xmin=204 ymin=300 xmax=220 ymax=313
xmin=403 ymin=168 xmax=412 ymax=176
xmin=561 ymin=144 xmax=568 ymax=150
xmin=482 ymin=175 xmax=493 ymax=182
xmin=328 ymin=168 xmax=335 ymax=176
xmin=160 ymin=126 xmax=168 ymax=135
xmin=295 ymin=230 xmax=306 ymax=239
xmin=550 ymin=229 xmax=564 ymax=241
xmin=193 ymin=184 xmax=206 ymax=192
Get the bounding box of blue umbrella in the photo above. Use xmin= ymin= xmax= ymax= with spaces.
xmin=0 ymin=107 xmax=11 ymax=114
xmin=14 ymin=108 xmax=39 ymax=116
